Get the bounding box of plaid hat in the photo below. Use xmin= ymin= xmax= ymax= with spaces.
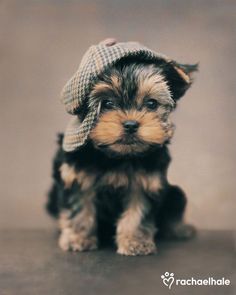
xmin=61 ymin=39 xmax=188 ymax=152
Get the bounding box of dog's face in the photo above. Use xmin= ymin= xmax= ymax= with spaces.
xmin=89 ymin=61 xmax=195 ymax=156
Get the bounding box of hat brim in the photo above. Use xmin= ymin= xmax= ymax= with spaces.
xmin=63 ymin=109 xmax=97 ymax=152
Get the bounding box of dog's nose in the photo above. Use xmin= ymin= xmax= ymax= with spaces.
xmin=123 ymin=120 xmax=139 ymax=133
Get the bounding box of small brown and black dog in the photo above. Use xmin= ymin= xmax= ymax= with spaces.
xmin=47 ymin=57 xmax=197 ymax=255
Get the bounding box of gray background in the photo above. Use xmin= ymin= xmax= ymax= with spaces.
xmin=0 ymin=0 xmax=235 ymax=229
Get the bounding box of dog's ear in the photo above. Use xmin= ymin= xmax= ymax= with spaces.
xmin=162 ymin=62 xmax=198 ymax=101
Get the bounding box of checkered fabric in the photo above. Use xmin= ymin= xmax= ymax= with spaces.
xmin=61 ymin=39 xmax=172 ymax=152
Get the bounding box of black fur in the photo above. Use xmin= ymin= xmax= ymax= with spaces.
xmin=47 ymin=134 xmax=187 ymax=244
xmin=47 ymin=59 xmax=197 ymax=253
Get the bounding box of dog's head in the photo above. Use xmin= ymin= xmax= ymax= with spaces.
xmin=88 ymin=59 xmax=197 ymax=156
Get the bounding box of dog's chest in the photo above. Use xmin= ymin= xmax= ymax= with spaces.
xmin=60 ymin=162 xmax=163 ymax=194
xmin=98 ymin=168 xmax=162 ymax=193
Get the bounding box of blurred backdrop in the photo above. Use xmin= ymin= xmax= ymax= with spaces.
xmin=0 ymin=0 xmax=235 ymax=229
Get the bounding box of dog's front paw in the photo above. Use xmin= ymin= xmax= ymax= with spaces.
xmin=117 ymin=236 xmax=157 ymax=256
xmin=70 ymin=235 xmax=98 ymax=252
xmin=59 ymin=229 xmax=98 ymax=252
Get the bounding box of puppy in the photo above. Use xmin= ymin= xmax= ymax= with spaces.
xmin=47 ymin=40 xmax=198 ymax=255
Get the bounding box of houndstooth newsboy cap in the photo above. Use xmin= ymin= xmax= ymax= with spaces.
xmin=61 ymin=38 xmax=191 ymax=152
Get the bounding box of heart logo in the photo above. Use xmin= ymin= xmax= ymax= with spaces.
xmin=161 ymin=272 xmax=175 ymax=289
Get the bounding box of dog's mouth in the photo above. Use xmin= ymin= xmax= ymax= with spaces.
xmin=95 ymin=134 xmax=142 ymax=147
xmin=94 ymin=135 xmax=152 ymax=156
xmin=115 ymin=135 xmax=141 ymax=145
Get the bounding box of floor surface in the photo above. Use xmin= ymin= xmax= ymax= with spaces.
xmin=0 ymin=230 xmax=235 ymax=295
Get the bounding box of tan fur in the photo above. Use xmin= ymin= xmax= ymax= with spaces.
xmin=90 ymin=109 xmax=169 ymax=153
xmin=136 ymin=72 xmax=171 ymax=106
xmin=58 ymin=190 xmax=97 ymax=252
xmin=174 ymin=66 xmax=190 ymax=84
xmin=116 ymin=186 xmax=157 ymax=255
xmin=91 ymin=82 xmax=113 ymax=95
xmin=138 ymin=111 xmax=168 ymax=144
xmin=101 ymin=171 xmax=129 ymax=189
xmin=110 ymin=74 xmax=121 ymax=96
xmin=76 ymin=171 xmax=96 ymax=191
xmin=116 ymin=191 xmax=148 ymax=235
xmin=117 ymin=233 xmax=156 ymax=256
xmin=58 ymin=210 xmax=72 ymax=230
xmin=57 ymin=63 xmax=193 ymax=255
xmin=59 ymin=164 xmax=97 ymax=252
xmin=90 ymin=110 xmax=124 ymax=145
xmin=91 ymin=75 xmax=121 ymax=97
xmin=59 ymin=227 xmax=97 ymax=252
xmin=60 ymin=163 xmax=77 ymax=188
xmin=135 ymin=172 xmax=162 ymax=193
xmin=73 ymin=190 xmax=96 ymax=233
xmin=60 ymin=164 xmax=95 ymax=190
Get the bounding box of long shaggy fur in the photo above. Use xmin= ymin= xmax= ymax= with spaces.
xmin=47 ymin=60 xmax=197 ymax=255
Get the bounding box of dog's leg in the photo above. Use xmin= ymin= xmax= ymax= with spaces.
xmin=158 ymin=185 xmax=196 ymax=239
xmin=116 ymin=187 xmax=157 ymax=256
xmin=58 ymin=189 xmax=98 ymax=252
xmin=57 ymin=164 xmax=98 ymax=251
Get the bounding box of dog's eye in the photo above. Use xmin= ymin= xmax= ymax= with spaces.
xmin=102 ymin=99 xmax=115 ymax=109
xmin=145 ymin=99 xmax=159 ymax=110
